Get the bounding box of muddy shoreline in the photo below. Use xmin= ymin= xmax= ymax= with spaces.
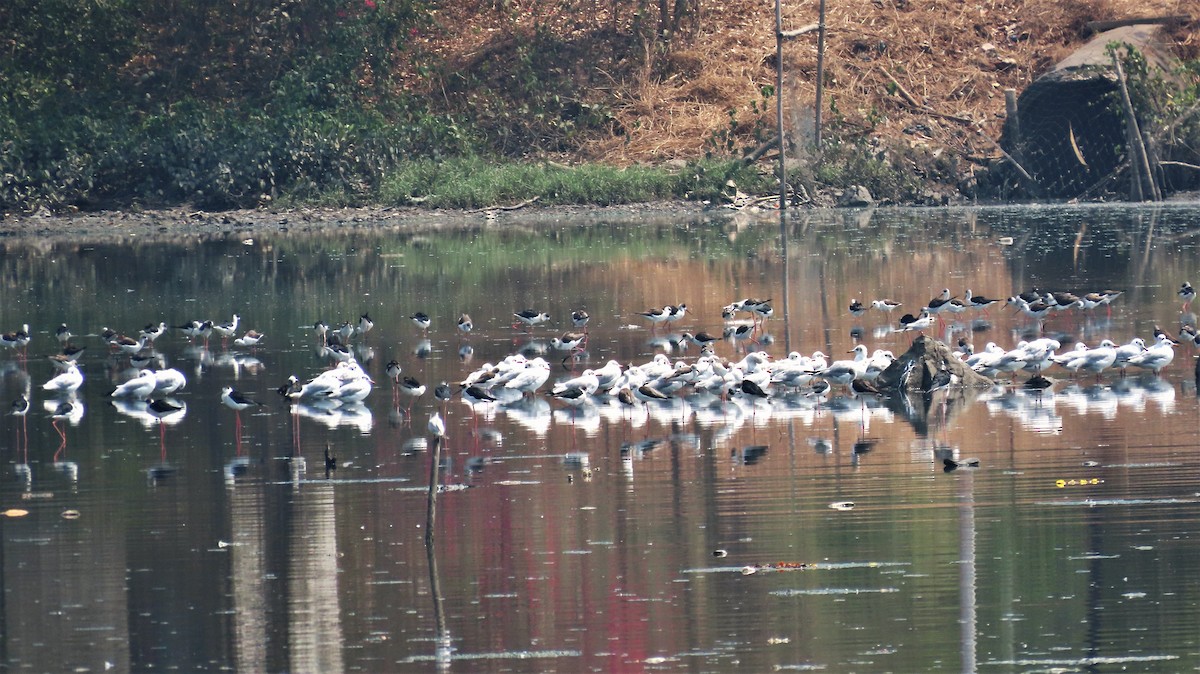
xmin=0 ymin=201 xmax=730 ymax=245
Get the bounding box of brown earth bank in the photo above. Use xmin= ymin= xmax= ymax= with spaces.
xmin=419 ymin=0 xmax=1196 ymax=168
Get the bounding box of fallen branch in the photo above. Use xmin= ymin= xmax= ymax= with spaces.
xmin=742 ymin=134 xmax=781 ymax=166
xmin=466 ymin=196 xmax=541 ymax=214
xmin=780 ymin=23 xmax=820 ymax=39
xmin=1160 ymin=160 xmax=1200 ymax=171
xmin=879 ymin=66 xmax=922 ymax=108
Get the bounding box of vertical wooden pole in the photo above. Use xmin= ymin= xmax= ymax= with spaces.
xmin=775 ymin=0 xmax=786 ymax=212
xmin=1113 ymin=52 xmax=1159 ymax=201
xmin=1004 ymin=89 xmax=1021 ymax=162
xmin=814 ymin=0 xmax=827 ymax=147
xmin=425 ymin=436 xmax=441 ymax=548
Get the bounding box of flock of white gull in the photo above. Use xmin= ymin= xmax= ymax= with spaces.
xmin=2 ymin=279 xmax=1194 ymax=448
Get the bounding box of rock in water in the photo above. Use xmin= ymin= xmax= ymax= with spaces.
xmin=876 ymin=335 xmax=994 ymax=391
xmin=837 ymin=185 xmax=874 ymax=208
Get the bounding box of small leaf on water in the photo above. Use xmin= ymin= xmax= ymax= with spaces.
xmin=2 ymin=509 xmax=30 ymax=518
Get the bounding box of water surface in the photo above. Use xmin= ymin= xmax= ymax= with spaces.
xmin=3 ymin=203 xmax=1200 ymax=672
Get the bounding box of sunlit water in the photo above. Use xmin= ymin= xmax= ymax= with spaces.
xmin=2 ymin=203 xmax=1200 ymax=672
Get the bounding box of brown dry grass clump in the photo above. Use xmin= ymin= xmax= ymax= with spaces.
xmin=413 ymin=0 xmax=1195 ymax=166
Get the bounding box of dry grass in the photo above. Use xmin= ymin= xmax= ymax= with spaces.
xmin=413 ymin=0 xmax=1196 ymax=165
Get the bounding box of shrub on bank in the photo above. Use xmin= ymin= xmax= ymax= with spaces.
xmin=0 ymin=101 xmax=475 ymax=212
xmin=376 ymin=157 xmax=766 ymax=209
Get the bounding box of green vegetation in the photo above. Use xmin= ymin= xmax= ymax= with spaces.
xmin=0 ymin=0 xmax=466 ymax=212
xmin=0 ymin=0 xmax=727 ymax=214
xmin=811 ymin=138 xmax=961 ymax=204
xmin=373 ymin=157 xmax=764 ymax=209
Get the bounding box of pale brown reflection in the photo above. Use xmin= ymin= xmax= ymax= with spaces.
xmin=287 ymin=484 xmax=344 ymax=674
xmin=229 ymin=483 xmax=268 ymax=673
xmin=959 ymin=467 xmax=978 ymax=674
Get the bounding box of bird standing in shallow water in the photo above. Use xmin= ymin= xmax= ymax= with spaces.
xmin=871 ymin=299 xmax=902 ymax=313
xmin=385 ymin=360 xmax=403 ymax=403
xmin=571 ymin=309 xmax=590 ymax=333
xmin=457 ymin=313 xmax=474 ymax=333
xmin=513 ymin=309 xmax=551 ymax=331
xmin=147 ymin=398 xmax=185 ymax=458
xmin=428 ymin=411 xmax=446 ymax=438
xmin=50 ymin=401 xmax=76 ymax=459
xmin=43 ymin=362 xmax=83 ymax=394
xmin=234 ymin=330 xmax=264 ymax=349
xmin=411 ymin=312 xmax=431 ymax=333
xmin=221 ymin=386 xmax=262 ymax=454
xmin=0 ymin=324 xmax=31 ymax=356
xmin=1180 ymin=282 xmax=1196 ymax=312
xmin=638 ymin=306 xmax=671 ymax=332
xmin=398 ymin=376 xmax=426 ymax=414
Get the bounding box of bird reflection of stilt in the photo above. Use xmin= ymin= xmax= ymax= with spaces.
xmin=49 ymin=400 xmax=78 ymax=462
xmin=11 ymin=395 xmax=29 ymax=481
xmin=222 ymin=386 xmax=262 ymax=456
xmin=324 ymin=443 xmax=337 ymax=478
xmin=147 ymin=398 xmax=186 ymax=461
xmin=958 ymin=462 xmax=978 ymax=672
xmin=425 ymin=433 xmax=453 ymax=670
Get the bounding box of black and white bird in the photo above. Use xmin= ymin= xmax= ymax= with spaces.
xmin=410 ymin=312 xmax=431 ymax=332
xmin=513 ymin=309 xmax=551 ymax=330
xmin=571 ymin=309 xmax=590 ymax=332
xmin=1180 ymin=282 xmax=1196 ymax=311
xmin=457 ymin=313 xmax=474 ymax=333
xmin=221 ymin=386 xmax=262 ymax=412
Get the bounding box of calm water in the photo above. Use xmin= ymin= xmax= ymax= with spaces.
xmin=2 ymin=203 xmax=1200 ymax=672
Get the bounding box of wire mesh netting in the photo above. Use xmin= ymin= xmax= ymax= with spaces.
xmin=1006 ymin=75 xmax=1129 ymax=199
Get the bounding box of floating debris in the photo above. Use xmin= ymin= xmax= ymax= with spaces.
xmin=770 ymin=587 xmax=900 ymax=596
xmin=1056 ymin=477 xmax=1103 ymax=488
xmin=766 ymin=636 xmax=791 ymax=645
xmin=741 ymin=561 xmax=812 ymax=575
xmin=2 ymin=508 xmax=29 ymax=518
xmin=829 ymin=501 xmax=855 ymax=511
xmin=713 ymin=549 xmax=728 ymax=558
xmin=61 ymin=509 xmax=81 ymax=520
xmin=943 ymin=457 xmax=981 ymax=472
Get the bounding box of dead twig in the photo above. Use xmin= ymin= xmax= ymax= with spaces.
xmin=466 ymin=196 xmax=541 ymax=214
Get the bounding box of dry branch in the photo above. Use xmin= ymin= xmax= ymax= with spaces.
xmin=466 ymin=196 xmax=541 ymax=214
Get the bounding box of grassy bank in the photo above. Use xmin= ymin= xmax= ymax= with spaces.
xmin=372 ymin=157 xmax=764 ymax=209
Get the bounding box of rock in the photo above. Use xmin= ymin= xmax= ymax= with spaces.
xmin=876 ymin=335 xmax=994 ymax=391
xmin=837 ymin=185 xmax=874 ymax=208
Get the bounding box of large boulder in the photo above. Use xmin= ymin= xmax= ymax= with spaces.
xmin=836 ymin=185 xmax=874 ymax=208
xmin=876 ymin=335 xmax=993 ymax=391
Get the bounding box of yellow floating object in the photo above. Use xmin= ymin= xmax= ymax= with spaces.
xmin=2 ymin=509 xmax=30 ymax=518
xmin=1056 ymin=478 xmax=1104 ymax=488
